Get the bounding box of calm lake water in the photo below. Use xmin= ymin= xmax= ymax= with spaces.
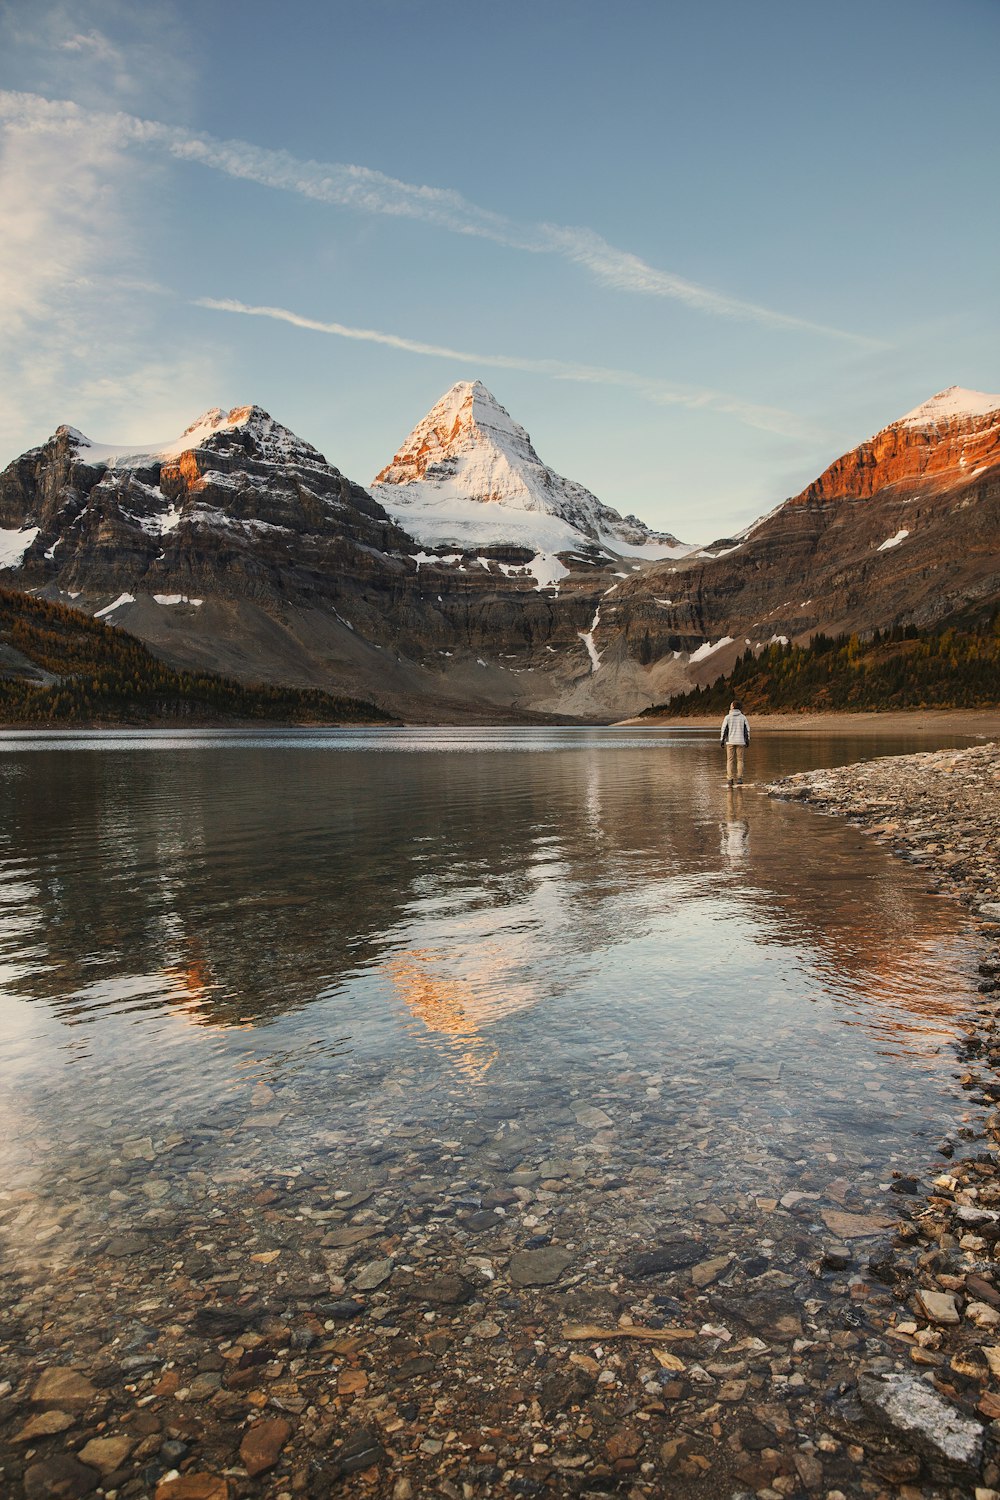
xmin=0 ymin=724 xmax=988 ymax=1227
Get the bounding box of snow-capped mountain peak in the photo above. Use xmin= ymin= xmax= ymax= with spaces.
xmin=55 ymin=404 xmax=327 ymax=471
xmin=372 ymin=380 xmax=688 ymax=559
xmin=374 ymin=381 xmax=546 ymax=493
xmin=894 ymin=386 xmax=1000 ymax=431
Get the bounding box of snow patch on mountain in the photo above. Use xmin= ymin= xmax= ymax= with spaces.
xmin=93 ymin=592 xmax=135 ymax=618
xmin=689 ymin=636 xmax=734 ymax=663
xmin=58 ymin=405 xmax=327 ymax=470
xmin=579 ymin=606 xmax=603 ymax=671
xmin=371 ymin=380 xmax=692 ymax=559
xmin=0 ymin=526 xmax=40 ymax=569
xmin=895 ymin=387 xmax=1000 ymax=430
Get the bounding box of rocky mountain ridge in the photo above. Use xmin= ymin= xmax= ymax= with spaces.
xmin=0 ymin=401 xmax=635 ymax=720
xmin=603 ymin=386 xmax=1000 ymax=693
xmin=0 ymin=385 xmax=997 ymax=721
xmin=788 ymin=387 xmax=1000 ymax=507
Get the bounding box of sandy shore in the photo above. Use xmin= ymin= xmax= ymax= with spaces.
xmin=623 ymin=709 xmax=1000 ymax=737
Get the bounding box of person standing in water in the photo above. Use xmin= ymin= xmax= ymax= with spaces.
xmin=720 ymin=699 xmax=750 ymax=786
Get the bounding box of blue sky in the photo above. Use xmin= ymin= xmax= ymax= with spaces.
xmin=1 ymin=0 xmax=997 ymax=540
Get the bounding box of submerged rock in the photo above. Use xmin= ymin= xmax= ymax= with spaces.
xmin=857 ymin=1370 xmax=983 ymax=1471
xmin=23 ymin=1455 xmax=99 ymax=1498
xmin=29 ymin=1368 xmax=97 ymax=1409
xmin=239 ymin=1416 xmax=291 ymax=1477
xmin=627 ymin=1240 xmax=703 ymax=1278
xmin=509 ymin=1248 xmax=574 ymax=1287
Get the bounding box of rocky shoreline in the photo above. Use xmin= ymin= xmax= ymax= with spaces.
xmin=3 ymin=742 xmax=1000 ymax=1500
xmin=766 ymin=738 xmax=1000 ymax=1496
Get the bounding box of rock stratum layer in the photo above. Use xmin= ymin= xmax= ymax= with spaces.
xmin=0 ymin=385 xmax=998 ymax=720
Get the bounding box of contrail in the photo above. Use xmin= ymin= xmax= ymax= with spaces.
xmin=195 ymin=297 xmax=817 ymax=438
xmin=0 ymin=90 xmax=881 ymax=346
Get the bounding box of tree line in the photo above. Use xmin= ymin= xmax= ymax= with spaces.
xmin=641 ymin=613 xmax=1000 ymax=717
xmin=0 ymin=588 xmax=396 ymax=725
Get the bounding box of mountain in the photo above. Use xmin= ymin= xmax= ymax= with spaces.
xmin=0 ymin=385 xmax=997 ymax=723
xmin=0 ymin=402 xmax=410 ymax=579
xmin=0 ymin=401 xmax=645 ymax=721
xmin=371 ymin=380 xmax=687 ymax=559
xmin=608 ymin=385 xmax=1000 ymax=693
xmin=786 ymin=386 xmax=1000 ymax=507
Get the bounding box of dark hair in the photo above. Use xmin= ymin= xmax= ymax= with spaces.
xmin=731 ymin=700 xmax=743 ymax=712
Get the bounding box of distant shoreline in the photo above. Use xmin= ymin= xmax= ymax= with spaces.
xmin=1 ymin=707 xmax=998 ymax=735
xmin=621 ymin=707 xmax=1000 ymax=736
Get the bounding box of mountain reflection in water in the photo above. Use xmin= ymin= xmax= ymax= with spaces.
xmin=0 ymin=729 xmax=984 ymax=1142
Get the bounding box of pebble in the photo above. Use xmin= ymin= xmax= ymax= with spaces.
xmin=352 ymin=1256 xmax=394 ymax=1290
xmin=405 ymin=1273 xmax=474 ymax=1305
xmin=509 ymin=1247 xmax=574 ymax=1286
xmin=154 ymin=1478 xmax=230 ymax=1500
xmin=239 ymin=1416 xmax=291 ymax=1477
xmin=574 ymin=1105 xmax=613 ymax=1129
xmin=13 ymin=1411 xmax=75 ymax=1443
xmin=858 ymin=1370 xmax=984 ymax=1471
xmin=29 ymin=1369 xmax=97 ymax=1409
xmin=23 ymin=1455 xmax=99 ymax=1498
xmin=916 ymin=1288 xmax=961 ymax=1324
xmin=76 ymin=1435 xmax=134 ymax=1475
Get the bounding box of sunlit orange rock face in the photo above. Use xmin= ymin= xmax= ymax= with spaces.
xmin=789 ymin=406 xmax=1000 ymax=507
xmin=374 ymin=391 xmax=473 ymax=484
xmin=612 ymin=390 xmax=1000 ymax=661
xmin=159 ymin=449 xmax=210 ymax=499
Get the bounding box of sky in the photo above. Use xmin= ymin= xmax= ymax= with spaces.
xmin=0 ymin=0 xmax=997 ymax=543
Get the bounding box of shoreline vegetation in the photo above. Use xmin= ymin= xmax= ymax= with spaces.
xmin=0 ymin=589 xmax=396 ymax=727
xmin=640 ymin=612 xmax=1000 ymax=721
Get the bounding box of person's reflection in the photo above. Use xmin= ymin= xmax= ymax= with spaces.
xmin=721 ymin=786 xmax=750 ymax=866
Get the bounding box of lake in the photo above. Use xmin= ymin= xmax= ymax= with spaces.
xmin=0 ymin=728 xmax=985 ymax=1171
xmin=0 ymin=725 xmax=990 ymax=1493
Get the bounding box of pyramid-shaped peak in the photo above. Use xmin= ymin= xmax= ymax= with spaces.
xmin=416 ymin=380 xmax=529 ymax=438
xmin=374 ymin=380 xmax=541 ymax=487
xmin=436 ymin=379 xmax=499 ymax=407
xmin=371 ymin=381 xmax=685 ymax=557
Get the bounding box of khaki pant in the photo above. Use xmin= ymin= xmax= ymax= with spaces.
xmin=726 ymin=743 xmax=745 ymax=783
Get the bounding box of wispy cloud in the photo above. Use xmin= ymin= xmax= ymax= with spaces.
xmin=1 ymin=2 xmax=195 ymax=114
xmin=60 ymin=28 xmax=125 ymax=65
xmin=196 ymin=297 xmax=815 ymax=439
xmin=0 ymin=14 xmax=215 ymax=459
xmin=540 ymin=224 xmax=858 ymax=335
xmin=0 ymin=89 xmax=880 ymax=346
